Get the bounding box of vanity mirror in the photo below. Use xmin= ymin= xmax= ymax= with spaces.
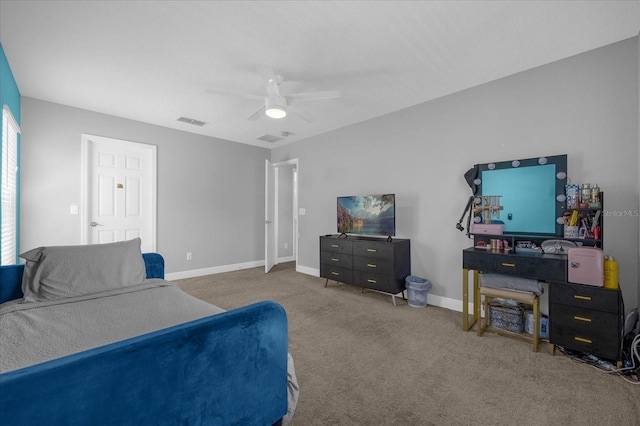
xmin=473 ymin=154 xmax=567 ymax=236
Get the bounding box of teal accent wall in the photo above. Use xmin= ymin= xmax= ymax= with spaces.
xmin=0 ymin=43 xmax=21 ymax=262
xmin=1 ymin=44 xmax=20 ymax=122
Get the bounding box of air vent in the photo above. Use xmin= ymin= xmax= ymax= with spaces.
xmin=177 ymin=117 xmax=206 ymax=126
xmin=257 ymin=134 xmax=282 ymax=143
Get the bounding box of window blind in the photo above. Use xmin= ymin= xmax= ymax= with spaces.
xmin=2 ymin=106 xmax=20 ymax=265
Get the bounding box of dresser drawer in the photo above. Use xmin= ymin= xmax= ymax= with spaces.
xmin=320 ymin=264 xmax=353 ymax=284
xmin=549 ymin=306 xmax=620 ymax=360
xmin=352 ymin=241 xmax=393 ymax=259
xmin=320 ymin=237 xmax=352 ymax=254
xmin=354 ymin=271 xmax=403 ymax=294
xmin=550 ymin=329 xmax=620 ymax=360
xmin=353 ymin=256 xmax=393 ymax=275
xmin=550 ymin=283 xmax=620 ymax=312
xmin=550 ymin=304 xmax=620 ymax=335
xmin=320 ymin=251 xmax=353 ymax=268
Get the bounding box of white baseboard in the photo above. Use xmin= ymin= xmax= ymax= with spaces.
xmin=295 ymin=264 xmax=319 ymax=277
xmin=166 ymin=260 xmax=264 ymax=281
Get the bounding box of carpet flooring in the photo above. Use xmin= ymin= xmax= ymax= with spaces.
xmin=176 ymin=262 xmax=640 ymax=425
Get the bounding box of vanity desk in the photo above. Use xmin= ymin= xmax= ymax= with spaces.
xmin=458 ymin=154 xmax=621 ymax=361
xmin=462 ymin=246 xmax=566 ymax=331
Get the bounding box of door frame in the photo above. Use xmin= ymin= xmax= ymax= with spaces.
xmin=265 ymin=158 xmax=299 ymax=272
xmin=80 ymin=134 xmax=158 ymax=251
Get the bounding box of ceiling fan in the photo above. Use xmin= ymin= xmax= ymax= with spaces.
xmin=205 ymin=63 xmax=341 ymax=122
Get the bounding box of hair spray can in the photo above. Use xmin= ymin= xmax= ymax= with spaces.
xmin=604 ymin=256 xmax=618 ymax=289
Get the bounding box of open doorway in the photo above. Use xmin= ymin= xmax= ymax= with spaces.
xmin=265 ymin=159 xmax=298 ymax=272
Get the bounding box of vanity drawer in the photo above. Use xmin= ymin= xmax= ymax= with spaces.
xmin=320 ymin=237 xmax=352 ymax=254
xmin=550 ymin=304 xmax=620 ymax=360
xmin=494 ymin=254 xmax=566 ymax=281
xmin=352 ymin=241 xmax=393 ymax=259
xmin=550 ymin=304 xmax=620 ymax=335
xmin=550 ymin=283 xmax=620 ymax=312
xmin=320 ymin=251 xmax=353 ymax=268
xmin=353 ymin=256 xmax=393 ymax=275
xmin=462 ymin=249 xmax=566 ymax=282
xmin=462 ymin=250 xmax=494 ymax=271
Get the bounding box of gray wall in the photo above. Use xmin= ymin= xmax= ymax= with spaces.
xmin=277 ymin=164 xmax=295 ymax=260
xmin=272 ymin=37 xmax=639 ymax=312
xmin=20 ymin=98 xmax=269 ymax=273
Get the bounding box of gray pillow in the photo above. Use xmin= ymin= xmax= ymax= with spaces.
xmin=20 ymin=238 xmax=147 ymax=302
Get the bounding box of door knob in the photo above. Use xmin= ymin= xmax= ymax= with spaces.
xmin=90 ymin=222 xmax=103 ymax=227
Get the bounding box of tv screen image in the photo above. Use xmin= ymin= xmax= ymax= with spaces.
xmin=337 ymin=194 xmax=396 ymax=237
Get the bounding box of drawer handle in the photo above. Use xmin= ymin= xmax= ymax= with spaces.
xmin=331 ymin=244 xmax=339 ymax=248
xmin=573 ymin=315 xmax=592 ymax=323
xmin=501 ymin=262 xmax=516 ymax=267
xmin=367 ymin=263 xmax=377 ymax=268
xmin=331 ymin=258 xmax=339 ymax=262
xmin=367 ymin=279 xmax=377 ymax=284
xmin=331 ymin=272 xmax=340 ymax=276
xmin=574 ymin=336 xmax=592 ymax=344
xmin=574 ymin=295 xmax=592 ymax=301
xmin=367 ymin=248 xmax=377 ymax=252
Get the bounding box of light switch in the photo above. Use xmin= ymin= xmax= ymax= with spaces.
xmin=70 ymin=204 xmax=79 ymax=215
xmin=299 ymin=208 xmax=306 ymax=216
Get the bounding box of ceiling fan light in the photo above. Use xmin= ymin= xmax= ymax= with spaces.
xmin=265 ymin=95 xmax=287 ymax=119
xmin=265 ymin=105 xmax=287 ymax=119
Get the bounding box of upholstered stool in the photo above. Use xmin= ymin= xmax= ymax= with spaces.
xmin=477 ymin=280 xmax=540 ymax=353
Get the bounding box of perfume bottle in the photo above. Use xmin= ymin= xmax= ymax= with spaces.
xmin=590 ymin=183 xmax=600 ymax=204
xmin=580 ymin=183 xmax=591 ymax=208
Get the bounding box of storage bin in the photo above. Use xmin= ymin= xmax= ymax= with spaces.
xmin=489 ymin=302 xmax=524 ymax=333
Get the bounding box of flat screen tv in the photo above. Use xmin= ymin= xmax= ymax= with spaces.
xmin=337 ymin=194 xmax=396 ymax=237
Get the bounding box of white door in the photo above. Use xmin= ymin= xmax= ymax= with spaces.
xmin=81 ymin=135 xmax=157 ymax=252
xmin=265 ymin=159 xmax=276 ymax=272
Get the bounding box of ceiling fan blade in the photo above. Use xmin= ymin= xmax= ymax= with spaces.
xmin=205 ymin=88 xmax=263 ymax=101
xmin=288 ymin=106 xmax=312 ymax=123
xmin=247 ymin=105 xmax=265 ymax=121
xmin=287 ymin=90 xmax=341 ymax=102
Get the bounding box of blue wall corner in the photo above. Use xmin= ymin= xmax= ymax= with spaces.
xmin=1 ymin=42 xmax=22 ymax=261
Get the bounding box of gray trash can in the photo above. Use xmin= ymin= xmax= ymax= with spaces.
xmin=405 ymin=275 xmax=432 ymax=308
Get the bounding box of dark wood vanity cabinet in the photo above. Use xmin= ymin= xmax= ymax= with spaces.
xmin=320 ymin=235 xmax=411 ymax=295
xmin=549 ymin=283 xmax=622 ymax=361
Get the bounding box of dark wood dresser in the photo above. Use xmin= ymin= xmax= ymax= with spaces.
xmin=320 ymin=235 xmax=411 ymax=305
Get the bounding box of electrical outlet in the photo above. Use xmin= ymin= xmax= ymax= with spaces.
xmin=186 ymin=252 xmax=192 ymax=261
xmin=284 ymin=243 xmax=288 ymax=250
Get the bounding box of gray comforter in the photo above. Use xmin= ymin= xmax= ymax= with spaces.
xmin=0 ymin=279 xmax=225 ymax=373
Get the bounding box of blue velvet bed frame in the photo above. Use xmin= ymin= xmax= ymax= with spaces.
xmin=0 ymin=253 xmax=288 ymax=426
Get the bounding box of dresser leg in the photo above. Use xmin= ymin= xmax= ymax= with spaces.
xmin=549 ymin=344 xmax=555 ymax=356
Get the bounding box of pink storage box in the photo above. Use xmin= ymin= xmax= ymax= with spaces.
xmin=471 ymin=224 xmax=504 ymax=235
xmin=568 ymin=247 xmax=604 ymax=287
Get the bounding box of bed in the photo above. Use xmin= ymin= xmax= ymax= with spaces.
xmin=0 ymin=238 xmax=298 ymax=426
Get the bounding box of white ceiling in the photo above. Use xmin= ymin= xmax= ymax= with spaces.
xmin=1 ymin=1 xmax=638 ymax=149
